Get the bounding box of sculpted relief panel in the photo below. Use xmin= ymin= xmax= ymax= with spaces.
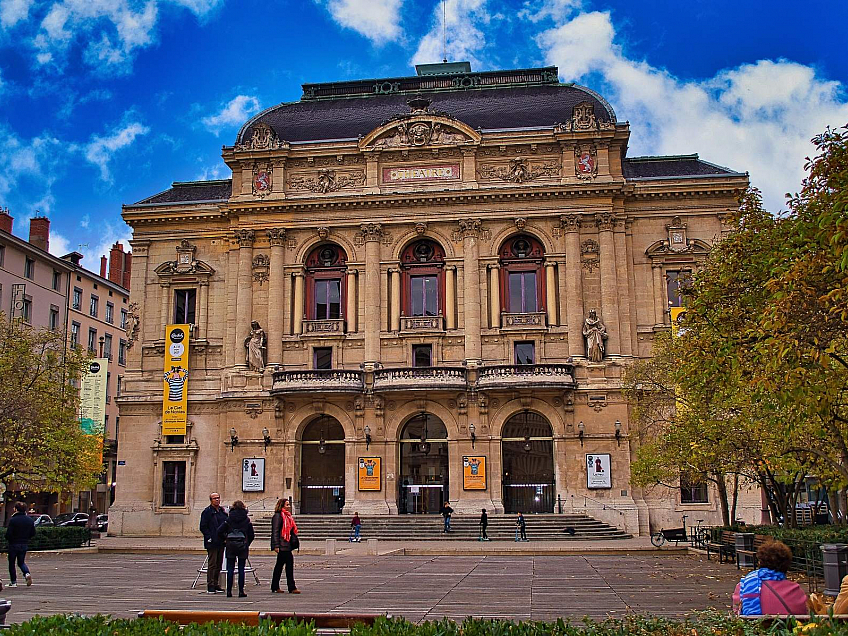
xmin=477 ymin=157 xmax=560 ymax=183
xmin=287 ymin=168 xmax=366 ymax=193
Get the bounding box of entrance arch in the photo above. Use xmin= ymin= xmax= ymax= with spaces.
xmin=501 ymin=411 xmax=555 ymax=513
xmin=398 ymin=413 xmax=449 ymax=514
xmin=300 ymin=415 xmax=345 ymax=514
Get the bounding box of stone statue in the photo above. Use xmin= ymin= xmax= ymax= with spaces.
xmin=582 ymin=309 xmax=607 ymax=362
xmin=244 ymin=320 xmax=267 ymax=372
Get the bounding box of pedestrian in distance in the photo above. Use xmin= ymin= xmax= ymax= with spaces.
xmin=199 ymin=492 xmax=228 ymax=593
xmin=442 ymin=501 xmax=454 ymax=533
xmin=479 ymin=509 xmax=489 ymax=541
xmin=270 ymin=499 xmax=300 ymax=594
xmin=6 ymin=501 xmax=35 ymax=588
xmin=217 ymin=500 xmax=254 ymax=598
xmin=515 ymin=512 xmax=527 ymax=542
xmin=350 ymin=512 xmax=362 ymax=542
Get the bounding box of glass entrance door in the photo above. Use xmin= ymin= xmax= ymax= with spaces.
xmin=398 ymin=413 xmax=449 ymax=514
xmin=300 ymin=415 xmax=345 ymax=514
xmin=501 ymin=411 xmax=555 ymax=514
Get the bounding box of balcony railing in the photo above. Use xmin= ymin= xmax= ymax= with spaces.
xmin=500 ymin=312 xmax=547 ymax=329
xmin=476 ymin=364 xmax=576 ymax=390
xmin=272 ymin=369 xmax=363 ymax=393
xmin=400 ymin=315 xmax=444 ymax=333
xmin=302 ymin=319 xmax=345 ymax=335
xmin=373 ymin=366 xmax=467 ymax=391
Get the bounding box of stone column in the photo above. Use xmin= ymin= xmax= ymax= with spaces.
xmin=458 ymin=220 xmax=483 ymax=363
xmin=445 ymin=266 xmax=456 ymax=330
xmin=292 ymin=272 xmax=304 ymax=336
xmin=562 ymin=215 xmax=584 ymax=357
xmin=159 ymin=281 xmax=170 ymax=334
xmin=652 ymin=263 xmax=666 ymax=326
xmin=488 ymin=264 xmax=500 ymax=329
xmin=346 ymin=270 xmax=357 ymax=333
xmin=596 ymin=213 xmax=620 ymax=355
xmin=266 ymin=229 xmax=286 ymax=365
xmin=362 ymin=223 xmax=383 ymax=365
xmin=234 ymin=229 xmax=255 ymax=366
xmin=390 ymin=268 xmax=401 ymax=332
xmin=545 ymin=261 xmax=557 ymax=327
xmin=225 ymin=245 xmax=238 ymax=367
xmin=613 ymin=220 xmax=632 ymax=356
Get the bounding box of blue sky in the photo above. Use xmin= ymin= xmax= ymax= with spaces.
xmin=1 ymin=0 xmax=846 ymax=267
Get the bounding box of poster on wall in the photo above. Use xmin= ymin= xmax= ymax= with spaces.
xmin=80 ymin=358 xmax=108 ymax=435
xmin=358 ymin=457 xmax=381 ymax=491
xmin=462 ymin=456 xmax=487 ymax=490
xmin=162 ymin=324 xmax=190 ymax=436
xmin=242 ymin=458 xmax=265 ymax=492
xmin=586 ymin=454 xmax=612 ymax=489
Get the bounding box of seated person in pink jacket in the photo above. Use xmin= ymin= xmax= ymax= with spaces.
xmin=733 ymin=541 xmax=809 ymax=615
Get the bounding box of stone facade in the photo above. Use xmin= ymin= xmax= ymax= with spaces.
xmin=113 ymin=65 xmax=756 ymax=537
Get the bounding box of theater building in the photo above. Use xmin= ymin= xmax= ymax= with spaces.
xmin=113 ymin=63 xmax=749 ymax=537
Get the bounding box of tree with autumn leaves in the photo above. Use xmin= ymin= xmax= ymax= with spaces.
xmin=0 ymin=316 xmax=103 ymax=500
xmin=626 ymin=125 xmax=848 ymax=526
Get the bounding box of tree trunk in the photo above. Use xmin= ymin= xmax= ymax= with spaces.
xmin=730 ymin=473 xmax=740 ymax=524
xmin=714 ymin=473 xmax=730 ymax=526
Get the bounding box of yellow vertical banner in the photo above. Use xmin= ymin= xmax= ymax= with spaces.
xmin=670 ymin=307 xmax=687 ymax=338
xmin=162 ymin=324 xmax=190 ymax=436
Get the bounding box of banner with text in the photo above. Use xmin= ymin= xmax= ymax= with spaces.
xmin=80 ymin=358 xmax=108 ymax=436
xmin=462 ymin=456 xmax=487 ymax=490
xmin=162 ymin=324 xmax=190 ymax=436
xmin=358 ymin=457 xmax=381 ymax=491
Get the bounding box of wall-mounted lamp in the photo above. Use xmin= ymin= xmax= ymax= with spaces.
xmin=364 ymin=425 xmax=372 ymax=450
xmin=469 ymin=423 xmax=476 ymax=449
xmin=614 ymin=420 xmax=622 ymax=446
xmin=263 ymin=427 xmax=271 ymax=451
xmin=318 ymin=435 xmax=326 ymax=455
xmin=523 ymin=434 xmax=531 ymax=453
xmin=229 ymin=427 xmax=239 ymax=451
xmin=578 ymin=421 xmax=585 ymax=447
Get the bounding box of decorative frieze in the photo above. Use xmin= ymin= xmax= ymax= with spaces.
xmin=555 ymin=101 xmax=615 ymax=133
xmin=125 ymin=302 xmax=139 ymax=349
xmin=271 ymin=369 xmax=364 ymax=393
xmin=575 ymin=145 xmax=598 ymax=180
xmin=287 ymin=155 xmax=363 ymax=168
xmin=400 ymin=315 xmax=444 ymax=332
xmin=476 ymin=364 xmax=576 ymax=390
xmin=477 ymin=157 xmax=560 ymax=183
xmin=373 ymin=367 xmax=467 ymax=392
xmin=252 ymin=163 xmax=273 ymax=198
xmin=287 ymin=169 xmax=365 ymax=193
xmin=501 ymin=312 xmax=546 ymax=329
xmin=302 ymin=319 xmax=345 ymax=334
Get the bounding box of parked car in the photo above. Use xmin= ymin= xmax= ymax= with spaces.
xmin=27 ymin=513 xmax=54 ymax=527
xmin=96 ymin=514 xmax=108 ymax=532
xmin=53 ymin=512 xmax=90 ymax=527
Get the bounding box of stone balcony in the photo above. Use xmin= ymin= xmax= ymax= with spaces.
xmin=475 ymin=364 xmax=576 ymax=390
xmin=500 ymin=312 xmax=547 ymax=329
xmin=400 ymin=315 xmax=444 ymax=333
xmin=302 ymin=319 xmax=345 ymax=335
xmin=373 ymin=366 xmax=467 ymax=392
xmin=271 ymin=369 xmax=364 ymax=394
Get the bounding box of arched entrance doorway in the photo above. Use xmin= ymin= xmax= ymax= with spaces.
xmin=502 ymin=411 xmax=555 ymax=513
xmin=300 ymin=416 xmax=345 ymax=514
xmin=398 ymin=413 xmax=449 ymax=514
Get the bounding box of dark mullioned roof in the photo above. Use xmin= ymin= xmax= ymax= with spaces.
xmin=622 ymin=155 xmax=742 ymax=179
xmin=134 ymin=180 xmax=232 ymax=205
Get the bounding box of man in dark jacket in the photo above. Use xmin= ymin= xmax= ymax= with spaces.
xmin=442 ymin=502 xmax=453 ymax=533
xmin=6 ymin=501 xmax=35 ymax=587
xmin=199 ymin=492 xmax=228 ymax=593
xmin=216 ymin=500 xmax=254 ymax=597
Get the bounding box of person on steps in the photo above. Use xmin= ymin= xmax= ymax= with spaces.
xmin=217 ymin=500 xmax=254 ymax=598
xmin=516 ymin=512 xmax=527 ymax=542
xmin=442 ymin=502 xmax=454 ymax=533
xmin=480 ymin=509 xmax=489 ymax=541
xmin=351 ymin=512 xmax=362 ymax=542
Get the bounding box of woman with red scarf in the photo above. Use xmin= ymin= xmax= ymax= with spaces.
xmin=270 ymin=499 xmax=300 ymax=594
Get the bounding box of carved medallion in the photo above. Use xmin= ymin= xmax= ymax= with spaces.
xmin=575 ymin=145 xmax=598 ymax=180
xmin=252 ymin=164 xmax=272 ymax=198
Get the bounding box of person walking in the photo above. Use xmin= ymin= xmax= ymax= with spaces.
xmin=217 ymin=500 xmax=254 ymax=598
xmin=199 ymin=492 xmax=228 ymax=593
xmin=6 ymin=501 xmax=35 ymax=587
xmin=270 ymin=499 xmax=300 ymax=594
xmin=479 ymin=509 xmax=489 ymax=541
xmin=442 ymin=501 xmax=454 ymax=533
xmin=516 ymin=512 xmax=527 ymax=542
xmin=350 ymin=512 xmax=362 ymax=542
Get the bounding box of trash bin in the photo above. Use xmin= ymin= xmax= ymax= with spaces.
xmin=821 ymin=544 xmax=848 ymax=596
xmin=736 ymin=532 xmax=755 ymax=567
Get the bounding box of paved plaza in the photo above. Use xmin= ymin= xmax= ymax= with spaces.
xmin=2 ymin=551 xmax=748 ymax=623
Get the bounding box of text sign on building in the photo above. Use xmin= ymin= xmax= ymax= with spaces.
xmin=80 ymin=358 xmax=108 ymax=435
xmin=10 ymin=284 xmax=25 ymax=320
xmin=462 ymin=456 xmax=487 ymax=490
xmin=162 ymin=324 xmax=190 ymax=436
xmin=586 ymin=453 xmax=612 ymax=489
xmin=242 ymin=457 xmax=265 ymax=492
xmin=358 ymin=457 xmax=381 ymax=491
xmin=382 ymin=164 xmax=461 ymax=184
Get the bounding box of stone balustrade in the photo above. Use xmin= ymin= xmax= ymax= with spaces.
xmin=500 ymin=312 xmax=547 ymax=329
xmin=476 ymin=364 xmax=576 ymax=390
xmin=399 ymin=315 xmax=445 ymax=332
xmin=302 ymin=319 xmax=345 ymax=335
xmin=373 ymin=366 xmax=467 ymax=391
xmin=272 ymin=369 xmax=363 ymax=393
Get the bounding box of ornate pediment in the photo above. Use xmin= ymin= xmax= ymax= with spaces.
xmin=360 ymin=105 xmax=480 ymax=151
xmin=555 ymin=101 xmax=615 ymax=133
xmin=155 ymin=240 xmax=216 ymax=278
xmin=645 ymin=237 xmax=712 ymax=258
xmin=236 ymin=123 xmax=289 ymax=152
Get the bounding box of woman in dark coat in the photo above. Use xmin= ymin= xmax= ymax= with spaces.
xmin=270 ymin=498 xmax=299 ymax=593
xmin=217 ymin=500 xmax=254 ymax=597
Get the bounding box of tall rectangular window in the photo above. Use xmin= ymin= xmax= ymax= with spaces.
xmin=508 ymin=271 xmax=537 ymax=313
xmin=103 ymin=333 xmax=113 ymax=359
xmin=314 ymin=279 xmax=341 ymax=320
xmin=116 ymin=375 xmax=123 ymax=397
xmin=52 ymin=270 xmax=61 ymax=291
xmin=514 ymin=341 xmax=535 ymax=365
xmin=24 ymin=257 xmax=34 ymax=279
xmin=0 ymin=245 xmax=5 ymax=266
xmin=313 ymin=347 xmax=333 ymax=369
xmin=90 ymin=295 xmax=98 ymax=318
xmin=22 ymin=297 xmax=31 ymax=323
xmin=106 ymin=372 xmax=111 ymax=403
xmin=71 ymin=322 xmax=80 ymax=347
xmin=118 ymin=340 xmax=126 ymax=365
xmin=680 ymin=479 xmax=709 ymax=504
xmin=73 ymin=287 xmax=82 ymax=310
xmin=49 ymin=305 xmax=60 ymax=330
xmin=162 ymin=461 xmax=186 ymax=506
xmin=88 ymin=328 xmax=97 ymax=353
xmin=410 ymin=275 xmax=439 ymax=316
xmin=105 ymin=302 xmax=114 ymax=324
xmin=120 ymin=309 xmax=127 ymax=329
xmin=412 ymin=344 xmax=433 ymax=367
xmin=666 ymin=271 xmax=687 ymax=308
xmin=173 ymin=289 xmax=196 ymax=324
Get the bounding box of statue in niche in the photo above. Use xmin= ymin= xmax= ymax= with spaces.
xmin=582 ymin=309 xmax=608 ymax=362
xmin=244 ymin=321 xmax=267 ymax=372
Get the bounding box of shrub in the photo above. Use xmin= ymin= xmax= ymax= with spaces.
xmin=0 ymin=526 xmax=89 ymax=552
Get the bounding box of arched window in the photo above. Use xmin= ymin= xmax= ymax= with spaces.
xmin=401 ymin=240 xmax=445 ymax=317
xmin=305 ymin=244 xmax=347 ymax=321
xmin=499 ymin=235 xmax=545 ymax=314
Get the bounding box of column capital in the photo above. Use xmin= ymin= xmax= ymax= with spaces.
xmin=360 ymin=223 xmax=383 ymax=242
xmin=452 ymin=218 xmax=488 ymax=243
xmin=293 ymin=270 xmax=305 ymax=279
xmin=487 ymin=263 xmax=500 ymax=271
xmin=545 ymin=261 xmax=557 ymax=269
xmin=234 ymin=228 xmax=256 ymax=247
xmin=560 ymin=214 xmax=582 ymax=233
xmin=266 ymin=228 xmax=287 ymax=246
xmin=595 ymin=212 xmax=616 ymax=232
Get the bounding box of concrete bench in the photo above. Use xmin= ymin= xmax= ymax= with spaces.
xmin=138 ymin=610 xmax=260 ymax=625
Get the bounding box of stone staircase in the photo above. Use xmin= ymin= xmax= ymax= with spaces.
xmin=250 ymin=513 xmax=630 ymax=542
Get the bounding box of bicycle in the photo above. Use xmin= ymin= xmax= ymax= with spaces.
xmin=651 ymin=514 xmax=695 ymax=547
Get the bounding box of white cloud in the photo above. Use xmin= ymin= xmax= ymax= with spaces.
xmin=412 ymin=0 xmax=490 ymax=68
xmin=47 ymin=229 xmax=72 ymax=257
xmin=168 ymin=0 xmax=223 ymax=17
xmin=316 ymin=0 xmax=402 ymax=44
xmin=0 ymin=0 xmax=33 ymax=28
xmin=84 ymin=121 xmax=150 ymax=182
xmin=517 ymin=0 xmax=580 ymax=25
xmin=536 ymin=11 xmax=848 ymax=211
xmin=195 ymin=163 xmax=226 ymax=181
xmin=0 ymin=126 xmax=61 ymax=204
xmin=202 ymin=95 xmax=261 ymax=134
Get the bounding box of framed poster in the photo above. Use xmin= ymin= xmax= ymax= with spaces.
xmin=462 ymin=456 xmax=487 ymax=490
xmin=358 ymin=457 xmax=381 ymax=491
xmin=586 ymin=453 xmax=611 ymax=489
xmin=242 ymin=457 xmax=265 ymax=492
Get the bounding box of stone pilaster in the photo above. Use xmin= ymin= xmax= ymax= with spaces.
xmin=267 ymin=228 xmax=286 ymax=365
xmin=362 ymin=223 xmax=383 ymax=365
xmin=488 ymin=263 xmax=500 ymax=329
xmin=234 ymin=229 xmax=255 ymax=366
xmin=562 ymin=214 xmax=584 ymax=357
xmin=445 ymin=266 xmax=456 ymax=330
xmin=457 ymin=219 xmax=484 ymax=363
xmin=596 ymin=213 xmax=620 ymax=355
xmin=545 ymin=261 xmax=557 ymax=327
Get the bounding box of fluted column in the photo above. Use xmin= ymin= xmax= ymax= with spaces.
xmin=488 ymin=264 xmax=500 ymax=329
xmin=346 ymin=270 xmax=357 ymax=333
xmin=390 ymin=268 xmax=401 ymax=332
xmin=445 ymin=266 xmax=456 ymax=330
xmin=458 ymin=219 xmax=483 ymax=363
xmin=545 ymin=261 xmax=557 ymax=327
xmin=596 ymin=213 xmax=620 ymax=356
xmin=292 ymin=272 xmax=304 ymax=335
xmin=652 ymin=263 xmax=665 ymax=326
xmin=267 ymin=229 xmax=286 ymax=365
xmin=562 ymin=215 xmax=584 ymax=357
xmin=234 ymin=229 xmax=255 ymax=366
xmin=362 ymin=223 xmax=383 ymax=364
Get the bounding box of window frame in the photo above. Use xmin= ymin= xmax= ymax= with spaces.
xmin=514 ymin=340 xmax=535 ymax=365
xmin=52 ymin=270 xmax=61 ymax=291
xmin=680 ymin=479 xmax=709 ymax=504
xmin=49 ymin=305 xmax=60 ymax=330
xmin=103 ymin=333 xmax=113 ymax=360
xmin=71 ymin=321 xmax=81 ymax=347
xmin=105 ymin=301 xmax=114 ymax=324
xmin=89 ymin=294 xmax=98 ymax=318
xmin=313 ymin=346 xmax=333 ymax=369
xmin=173 ymin=288 xmax=197 ymax=325
xmin=305 ymin=244 xmax=347 ymax=322
xmin=73 ymin=287 xmax=82 ymax=310
xmin=24 ymin=257 xmax=34 ymax=280
xmin=499 ymin=235 xmax=545 ymax=315
xmin=412 ymin=344 xmax=433 ymax=368
xmin=161 ymin=461 xmax=187 ymax=507
xmin=400 ymin=240 xmax=445 ymax=318
xmin=118 ymin=339 xmax=127 ymax=366
xmin=88 ymin=327 xmax=97 ymax=353
xmin=21 ymin=296 xmax=32 ymax=323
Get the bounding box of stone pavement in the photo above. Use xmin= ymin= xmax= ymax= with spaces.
xmin=1 ymin=550 xmax=755 ymax=624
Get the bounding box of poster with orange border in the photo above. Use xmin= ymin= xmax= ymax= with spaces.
xmin=162 ymin=324 xmax=190 ymax=435
xmin=463 ymin=456 xmax=487 ymax=490
xmin=358 ymin=457 xmax=381 ymax=491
